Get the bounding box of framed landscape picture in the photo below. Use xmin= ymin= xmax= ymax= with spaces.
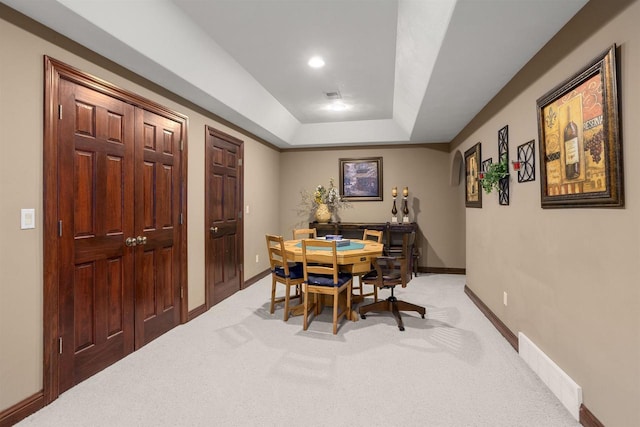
xmin=536 ymin=45 xmax=623 ymax=208
xmin=464 ymin=143 xmax=482 ymax=208
xmin=339 ymin=157 xmax=383 ymax=201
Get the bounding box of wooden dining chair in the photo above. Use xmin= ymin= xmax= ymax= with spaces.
xmin=301 ymin=239 xmax=353 ymax=334
xmin=359 ymin=231 xmax=425 ymax=331
xmin=352 ymin=229 xmax=384 ymax=303
xmin=292 ymin=228 xmax=317 ymax=240
xmin=265 ymin=234 xmax=304 ymax=321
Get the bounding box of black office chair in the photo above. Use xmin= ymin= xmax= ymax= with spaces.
xmin=359 ymin=231 xmax=425 ymax=331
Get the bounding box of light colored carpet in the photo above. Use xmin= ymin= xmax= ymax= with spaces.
xmin=17 ymin=274 xmax=579 ymax=427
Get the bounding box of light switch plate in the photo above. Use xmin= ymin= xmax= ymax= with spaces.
xmin=21 ymin=208 xmax=36 ymax=229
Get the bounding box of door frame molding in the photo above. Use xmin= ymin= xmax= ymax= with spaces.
xmin=204 ymin=126 xmax=244 ymax=309
xmin=43 ymin=56 xmax=188 ymax=404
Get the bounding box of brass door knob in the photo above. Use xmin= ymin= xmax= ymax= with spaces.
xmin=125 ymin=237 xmax=137 ymax=247
xmin=210 ymin=226 xmax=218 ymax=233
xmin=136 ymin=236 xmax=147 ymax=245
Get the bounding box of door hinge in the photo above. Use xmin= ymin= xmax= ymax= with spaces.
xmin=58 ymin=105 xmax=62 ymax=120
xmin=238 ymin=158 xmax=243 ymax=167
xmin=238 ymin=211 xmax=242 ymax=219
xmin=239 ymin=263 xmax=243 ymax=272
xmin=179 ymin=213 xmax=183 ymax=225
xmin=180 ymin=287 xmax=184 ymax=299
xmin=180 ymin=140 xmax=184 ymax=151
xmin=58 ymin=337 xmax=63 ymax=354
xmin=58 ymin=220 xmax=63 ymax=237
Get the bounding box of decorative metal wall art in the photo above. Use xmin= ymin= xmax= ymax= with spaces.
xmin=498 ymin=125 xmax=510 ymax=206
xmin=481 ymin=158 xmax=493 ymax=177
xmin=516 ymin=140 xmax=536 ymax=183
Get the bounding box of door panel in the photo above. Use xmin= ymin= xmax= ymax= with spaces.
xmin=205 ymin=128 xmax=243 ymax=306
xmin=58 ymin=79 xmax=135 ymax=393
xmin=134 ymin=109 xmax=182 ymax=347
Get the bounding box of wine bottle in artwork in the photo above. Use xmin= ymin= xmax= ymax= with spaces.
xmin=563 ymin=105 xmax=580 ymax=180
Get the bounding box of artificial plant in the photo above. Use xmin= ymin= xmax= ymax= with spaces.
xmin=480 ymin=155 xmax=509 ymax=194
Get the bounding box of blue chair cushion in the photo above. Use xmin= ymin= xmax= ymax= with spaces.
xmin=307 ymin=272 xmax=352 ymax=287
xmin=273 ymin=263 xmax=304 ymax=279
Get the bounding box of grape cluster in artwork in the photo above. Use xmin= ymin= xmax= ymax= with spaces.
xmin=584 ymin=129 xmax=604 ymax=163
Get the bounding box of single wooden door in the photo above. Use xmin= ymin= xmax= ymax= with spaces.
xmin=133 ymin=108 xmax=183 ymax=347
xmin=57 ymin=79 xmax=136 ymax=392
xmin=205 ymin=127 xmax=243 ymax=306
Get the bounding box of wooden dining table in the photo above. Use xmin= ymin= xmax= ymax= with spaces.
xmin=283 ymin=238 xmax=384 ymax=320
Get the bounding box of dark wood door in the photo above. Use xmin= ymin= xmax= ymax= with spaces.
xmin=205 ymin=127 xmax=243 ymax=306
xmin=134 ymin=109 xmax=183 ymax=347
xmin=57 ymin=79 xmax=136 ymax=392
xmin=55 ymin=79 xmax=184 ymax=392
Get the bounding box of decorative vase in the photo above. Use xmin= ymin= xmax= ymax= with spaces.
xmin=315 ymin=203 xmax=332 ymax=223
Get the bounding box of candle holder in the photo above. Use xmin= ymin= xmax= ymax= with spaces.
xmin=511 ymin=160 xmax=521 ymax=171
xmin=391 ymin=187 xmax=398 ymax=222
xmin=402 ymin=187 xmax=409 ymax=223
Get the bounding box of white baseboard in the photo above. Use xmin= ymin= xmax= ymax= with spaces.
xmin=518 ymin=332 xmax=582 ymax=421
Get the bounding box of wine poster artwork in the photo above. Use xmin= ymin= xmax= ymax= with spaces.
xmin=541 ymin=76 xmax=604 ymax=195
xmin=464 ymin=142 xmax=482 ymax=208
xmin=536 ymin=45 xmax=623 ymax=208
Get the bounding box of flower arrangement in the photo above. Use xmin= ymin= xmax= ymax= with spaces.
xmin=313 ymin=178 xmax=341 ymax=207
xmin=298 ymin=178 xmax=351 ymax=220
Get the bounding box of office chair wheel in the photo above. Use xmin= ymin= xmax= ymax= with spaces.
xmin=360 ymin=314 xmax=366 ymax=319
xmin=398 ymin=326 xmax=405 ymax=331
xmin=421 ymin=314 xmax=425 ymax=319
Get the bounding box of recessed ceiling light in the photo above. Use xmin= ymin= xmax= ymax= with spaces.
xmin=329 ymin=102 xmax=347 ymax=112
xmin=308 ymin=56 xmax=325 ymax=68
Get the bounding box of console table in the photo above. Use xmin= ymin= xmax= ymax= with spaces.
xmin=309 ymin=222 xmax=419 ymax=276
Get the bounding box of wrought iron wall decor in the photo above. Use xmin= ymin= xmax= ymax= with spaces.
xmin=516 ymin=140 xmax=536 ymax=182
xmin=498 ymin=125 xmax=510 ymax=205
xmin=481 ymin=158 xmax=493 ymax=177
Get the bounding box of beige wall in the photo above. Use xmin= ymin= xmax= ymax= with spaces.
xmin=279 ymin=147 xmax=465 ymax=270
xmin=8 ymin=0 xmax=639 ymax=425
xmin=0 ymin=8 xmax=281 ymax=410
xmin=452 ymin=0 xmax=640 ymax=425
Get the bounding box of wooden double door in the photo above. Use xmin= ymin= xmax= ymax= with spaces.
xmin=45 ymin=58 xmax=187 ymax=397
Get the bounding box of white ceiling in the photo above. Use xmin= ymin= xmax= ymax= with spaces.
xmin=2 ymin=0 xmax=588 ymax=148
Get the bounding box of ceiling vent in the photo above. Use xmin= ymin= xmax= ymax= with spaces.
xmin=324 ymin=90 xmax=342 ymax=100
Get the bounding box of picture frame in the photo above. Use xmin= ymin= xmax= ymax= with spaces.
xmin=464 ymin=143 xmax=482 ymax=208
xmin=339 ymin=157 xmax=383 ymax=201
xmin=536 ymin=44 xmax=623 ymax=208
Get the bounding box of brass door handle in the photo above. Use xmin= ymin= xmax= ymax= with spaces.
xmin=136 ymin=236 xmax=147 ymax=245
xmin=210 ymin=227 xmax=218 ymax=233
xmin=125 ymin=237 xmax=137 ymax=247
